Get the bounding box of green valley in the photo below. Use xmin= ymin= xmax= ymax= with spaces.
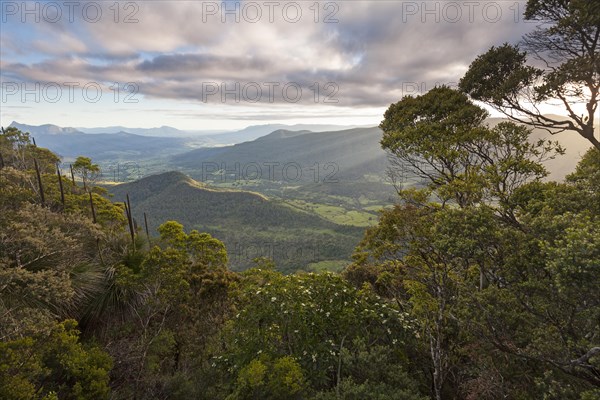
xmin=106 ymin=171 xmax=365 ymax=272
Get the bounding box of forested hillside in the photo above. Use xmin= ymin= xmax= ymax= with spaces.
xmin=173 ymin=127 xmax=389 ymax=182
xmin=107 ymin=171 xmax=364 ymax=272
xmin=2 ymin=84 xmax=599 ymax=398
xmin=1 ymin=1 xmax=599 ymax=397
xmin=8 ymin=122 xmax=192 ymax=162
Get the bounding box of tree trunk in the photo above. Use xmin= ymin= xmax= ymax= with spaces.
xmin=33 ymin=158 xmax=45 ymax=207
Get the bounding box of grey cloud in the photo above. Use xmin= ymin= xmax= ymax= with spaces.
xmin=137 ymin=53 xmax=270 ymax=75
xmin=1 ymin=1 xmax=541 ymax=109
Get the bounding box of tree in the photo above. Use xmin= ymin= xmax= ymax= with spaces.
xmin=229 ymin=355 xmax=307 ymax=400
xmin=349 ymin=204 xmax=504 ymax=400
xmin=0 ymin=320 xmax=112 ymax=400
xmin=72 ymin=156 xmax=100 ymax=191
xmin=216 ymin=267 xmax=423 ymax=398
xmin=459 ymin=0 xmax=600 ymax=150
xmin=366 ymin=85 xmax=600 ymax=398
xmin=380 ymin=86 xmax=562 ymax=220
xmin=310 ymin=341 xmax=427 ymax=400
xmin=0 ymin=204 xmax=106 ymax=339
xmin=566 ymin=147 xmax=600 ymax=214
xmin=99 ymin=221 xmax=236 ymax=399
xmin=0 ymin=127 xmax=34 ymax=171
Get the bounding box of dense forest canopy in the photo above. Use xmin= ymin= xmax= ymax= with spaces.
xmin=2 ymin=92 xmax=599 ymax=399
xmin=1 ymin=1 xmax=599 ymax=398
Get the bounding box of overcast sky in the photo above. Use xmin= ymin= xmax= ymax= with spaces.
xmin=1 ymin=0 xmax=543 ymax=130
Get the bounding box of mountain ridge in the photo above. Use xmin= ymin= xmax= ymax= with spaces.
xmin=107 ymin=171 xmax=364 ymax=272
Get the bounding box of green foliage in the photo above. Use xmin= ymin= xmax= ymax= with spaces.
xmin=229 ymin=355 xmax=306 ymax=400
xmin=108 ymin=171 xmax=365 ymax=272
xmin=72 ymin=156 xmax=100 ymax=190
xmin=311 ymin=341 xmax=427 ymax=400
xmin=101 ymin=221 xmax=236 ymax=399
xmin=0 ymin=203 xmax=107 ymax=338
xmin=214 ymin=268 xmax=421 ymax=397
xmin=0 ymin=127 xmax=59 ymax=173
xmin=357 ymin=86 xmax=600 ymax=398
xmin=3 ymin=103 xmax=600 ymax=400
xmin=459 ymin=44 xmax=542 ymax=106
xmin=566 ymin=148 xmax=600 ymax=214
xmin=380 ymin=86 xmax=563 ymax=212
xmin=459 ymin=0 xmax=600 ymax=149
xmin=0 ymin=320 xmax=112 ymax=400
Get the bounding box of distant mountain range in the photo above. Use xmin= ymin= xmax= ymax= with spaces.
xmin=8 ymin=118 xmax=594 ymax=181
xmin=9 ymin=122 xmax=83 ymax=136
xmin=173 ymin=121 xmax=594 ymax=183
xmin=77 ymin=125 xmax=200 ymax=137
xmin=107 ymin=171 xmax=364 ymax=272
xmin=173 ymin=127 xmax=389 ymax=183
xmin=8 ymin=122 xmax=192 ymax=162
xmin=76 ymin=123 xmax=367 ymax=140
xmin=201 ymin=124 xmax=369 ymax=145
xmin=7 ymin=122 xmax=370 ymax=161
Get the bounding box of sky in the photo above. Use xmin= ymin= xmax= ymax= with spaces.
xmin=0 ymin=0 xmax=550 ymax=131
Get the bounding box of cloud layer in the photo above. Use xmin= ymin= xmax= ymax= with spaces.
xmin=1 ymin=1 xmax=536 ymax=126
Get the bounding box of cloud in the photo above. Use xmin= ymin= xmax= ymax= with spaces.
xmin=1 ymin=1 xmax=537 ymax=111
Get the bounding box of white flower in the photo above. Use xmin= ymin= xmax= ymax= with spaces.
xmin=271 ymin=297 xmax=277 ymax=302
xmin=312 ymin=354 xmax=317 ymax=362
xmin=325 ymin=312 xmax=330 ymax=317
